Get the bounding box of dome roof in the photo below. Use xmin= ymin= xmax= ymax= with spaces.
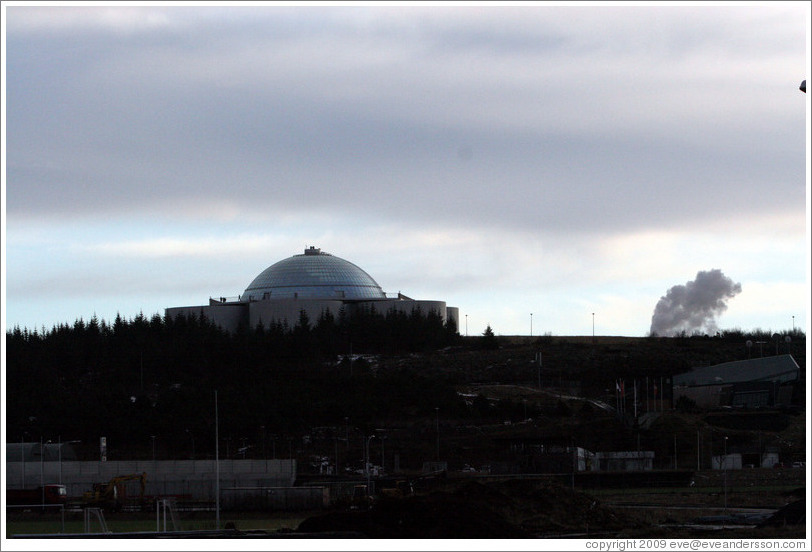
xmin=243 ymin=246 xmax=387 ymax=301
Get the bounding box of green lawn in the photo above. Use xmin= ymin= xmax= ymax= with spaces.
xmin=5 ymin=510 xmax=310 ymax=536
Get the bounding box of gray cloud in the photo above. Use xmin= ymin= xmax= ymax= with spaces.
xmin=4 ymin=5 xmax=808 ymax=335
xmin=6 ymin=5 xmax=805 ymax=236
xmin=649 ymin=269 xmax=743 ymax=336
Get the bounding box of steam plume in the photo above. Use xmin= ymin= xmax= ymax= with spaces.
xmin=649 ymin=269 xmax=742 ymax=336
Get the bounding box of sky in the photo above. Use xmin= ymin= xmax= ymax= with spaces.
xmin=2 ymin=1 xmax=810 ymax=338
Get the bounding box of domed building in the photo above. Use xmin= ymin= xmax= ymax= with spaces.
xmin=166 ymin=246 xmax=458 ymax=333
xmin=243 ymin=246 xmax=387 ymax=301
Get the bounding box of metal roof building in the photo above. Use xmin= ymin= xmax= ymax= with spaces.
xmin=673 ymin=355 xmax=799 ymax=409
xmin=673 ymin=355 xmax=800 ymax=387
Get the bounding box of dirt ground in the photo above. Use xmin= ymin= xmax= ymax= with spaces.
xmin=295 ymin=473 xmax=807 ymax=539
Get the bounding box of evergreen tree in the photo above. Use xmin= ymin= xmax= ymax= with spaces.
xmin=481 ymin=324 xmax=499 ymax=350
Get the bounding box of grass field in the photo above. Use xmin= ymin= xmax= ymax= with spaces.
xmin=5 ymin=510 xmax=312 ymax=537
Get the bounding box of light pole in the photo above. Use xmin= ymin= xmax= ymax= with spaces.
xmin=381 ymin=436 xmax=387 ymax=474
xmin=40 ymin=437 xmax=45 ymax=507
xmin=435 ymin=408 xmax=440 ymax=461
xmin=592 ymin=313 xmax=595 ymax=341
xmin=365 ymin=435 xmax=376 ymax=496
xmin=723 ymin=436 xmax=728 ymax=512
xmin=465 ymin=315 xmax=468 ymax=337
xmin=530 ymin=313 xmax=533 ymax=337
xmin=59 ymin=439 xmax=81 ymax=486
xmin=334 ymin=437 xmax=340 ymax=475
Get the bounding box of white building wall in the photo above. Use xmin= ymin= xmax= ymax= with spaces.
xmin=712 ymin=453 xmax=742 ymax=470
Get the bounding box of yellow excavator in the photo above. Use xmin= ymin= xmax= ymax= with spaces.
xmin=83 ymin=472 xmax=147 ymax=511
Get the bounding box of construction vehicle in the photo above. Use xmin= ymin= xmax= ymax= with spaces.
xmin=82 ymin=472 xmax=147 ymax=512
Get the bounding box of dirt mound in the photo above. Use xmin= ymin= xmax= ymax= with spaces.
xmin=297 ymin=479 xmax=638 ymax=538
xmin=297 ymin=489 xmax=529 ymax=538
xmin=758 ymin=499 xmax=805 ymax=527
xmin=485 ymin=479 xmax=636 ymax=535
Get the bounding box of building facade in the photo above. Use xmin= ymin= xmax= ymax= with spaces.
xmin=672 ymin=355 xmax=800 ymax=409
xmin=166 ymin=246 xmax=459 ymax=333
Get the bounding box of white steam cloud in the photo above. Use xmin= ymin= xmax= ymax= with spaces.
xmin=650 ymin=269 xmax=742 ymax=337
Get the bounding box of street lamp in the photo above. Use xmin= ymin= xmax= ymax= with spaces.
xmin=185 ymin=429 xmax=195 ymax=460
xmin=435 ymin=408 xmax=440 ymax=461
xmin=530 ymin=313 xmax=533 ymax=337
xmin=59 ymin=439 xmax=81 ymax=486
xmin=381 ymin=436 xmax=387 ymax=474
xmin=365 ymin=435 xmax=376 ymax=496
xmin=375 ymin=429 xmax=388 ymax=474
xmin=723 ymin=436 xmax=728 ymax=512
xmin=41 ymin=438 xmax=46 ymax=507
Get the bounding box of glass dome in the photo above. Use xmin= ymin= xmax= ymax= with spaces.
xmin=243 ymin=247 xmax=387 ymax=301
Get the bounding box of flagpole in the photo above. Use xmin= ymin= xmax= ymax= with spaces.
xmin=646 ymin=377 xmax=650 ymax=413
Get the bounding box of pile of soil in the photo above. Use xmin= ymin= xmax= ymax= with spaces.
xmin=296 ymin=480 xmax=638 ymax=538
xmin=758 ymin=499 xmax=805 ymax=527
xmin=484 ymin=479 xmax=636 ymax=535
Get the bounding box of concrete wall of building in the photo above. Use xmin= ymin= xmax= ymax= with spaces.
xmin=592 ymin=451 xmax=654 ymax=472
xmin=761 ymin=452 xmax=780 ymax=468
xmin=712 ymin=453 xmax=742 ymax=470
xmin=165 ymin=303 xmax=248 ymax=333
xmin=167 ymin=297 xmax=458 ymax=333
xmin=246 ymin=298 xmax=450 ymax=330
xmin=248 ymin=299 xmax=346 ymax=329
xmin=6 ymin=459 xmax=296 ymax=502
xmin=368 ymin=299 xmax=447 ymax=321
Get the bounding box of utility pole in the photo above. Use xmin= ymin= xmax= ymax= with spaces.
xmin=435 ymin=408 xmax=440 ymax=461
xmin=674 ymin=434 xmax=678 ymax=470
xmin=537 ymin=351 xmax=542 ymax=389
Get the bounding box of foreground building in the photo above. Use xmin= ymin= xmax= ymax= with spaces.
xmin=672 ymin=355 xmax=800 ymax=409
xmin=166 ymin=246 xmax=458 ymax=333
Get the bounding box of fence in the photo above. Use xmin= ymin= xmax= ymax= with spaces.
xmin=6 ymin=459 xmax=297 ymax=502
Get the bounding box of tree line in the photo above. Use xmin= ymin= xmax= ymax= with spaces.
xmin=5 ymin=308 xmax=464 ymax=460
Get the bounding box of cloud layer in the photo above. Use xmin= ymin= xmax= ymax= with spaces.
xmin=4 ymin=4 xmax=809 ymax=335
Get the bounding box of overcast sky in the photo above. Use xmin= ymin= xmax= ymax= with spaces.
xmin=3 ymin=2 xmax=810 ymax=337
